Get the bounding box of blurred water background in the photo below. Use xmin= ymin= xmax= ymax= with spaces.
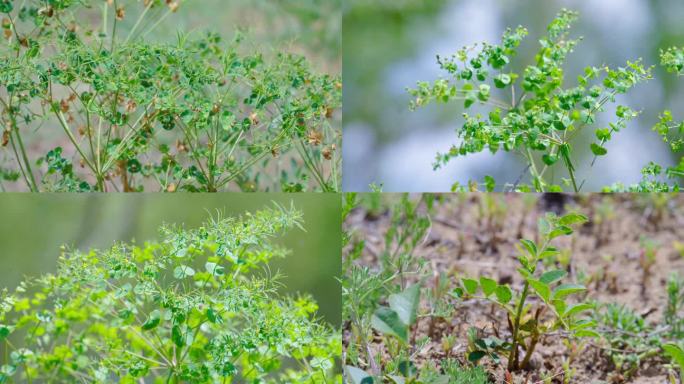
xmin=343 ymin=0 xmax=684 ymax=191
xmin=0 ymin=194 xmax=341 ymax=325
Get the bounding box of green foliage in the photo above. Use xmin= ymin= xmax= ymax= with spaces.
xmin=661 ymin=46 xmax=684 ymax=76
xmin=0 ymin=205 xmax=340 ymax=383
xmin=594 ymin=303 xmax=661 ymax=380
xmin=666 ymin=274 xmax=684 ymax=339
xmin=408 ymin=9 xmax=677 ymax=192
xmin=371 ymin=283 xmax=421 ymax=344
xmin=663 ymin=344 xmax=684 ymax=377
xmin=343 ymin=194 xmax=439 ymax=383
xmin=454 ymin=212 xmax=595 ymax=371
xmin=0 ymin=0 xmax=341 ymax=192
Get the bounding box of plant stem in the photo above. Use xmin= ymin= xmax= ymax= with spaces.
xmin=525 ymin=147 xmax=544 ymax=192
xmin=508 ymin=282 xmax=530 ymax=371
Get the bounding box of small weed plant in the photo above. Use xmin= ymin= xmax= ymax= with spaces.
xmin=455 ymin=212 xmax=596 ymax=371
xmin=409 ymin=9 xmax=684 ymax=192
xmin=0 ymin=205 xmax=340 ymax=383
xmin=0 ymin=0 xmax=341 ymax=192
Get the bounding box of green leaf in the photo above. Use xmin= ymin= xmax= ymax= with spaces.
xmin=173 ymin=265 xmax=195 ymax=279
xmin=590 ymin=143 xmax=607 ymax=156
xmin=595 ymin=128 xmax=611 ymax=141
xmin=519 ymin=239 xmax=537 ymax=257
xmin=172 ymin=325 xmax=185 ymax=347
xmin=462 ymin=278 xmax=479 ymax=295
xmin=494 ymin=73 xmax=512 ymax=88
xmin=663 ymin=344 xmax=684 ymax=372
xmin=206 ymin=308 xmax=221 ymax=324
xmin=495 ymin=285 xmax=512 ymax=304
xmin=552 ymin=284 xmax=586 ymax=300
xmin=528 ymin=279 xmax=551 ymax=302
xmin=479 ymin=277 xmax=497 ymax=297
xmin=371 ymin=307 xmax=408 ymax=344
xmin=0 ymin=1 xmax=13 ymax=13
xmin=0 ymin=325 xmax=10 ymax=340
xmin=468 ymin=350 xmax=487 ymax=363
xmin=564 ymin=303 xmax=594 ymax=317
xmin=558 ymin=213 xmax=588 ymax=226
xmin=539 ymin=269 xmax=567 ymax=285
xmin=548 ymin=225 xmax=573 ymax=240
xmin=539 ymin=247 xmax=560 ymax=259
xmin=483 ymin=175 xmax=495 ymax=192
xmin=205 ymin=262 xmax=224 ymax=276
xmin=465 ymin=96 xmax=475 ymax=109
xmin=542 ymin=154 xmax=558 ymax=166
xmin=345 ymin=366 xmax=374 ymax=384
xmin=388 ymin=283 xmax=421 ymax=327
xmin=141 ymin=310 xmax=161 ymax=331
xmin=477 ymin=84 xmax=490 ymax=102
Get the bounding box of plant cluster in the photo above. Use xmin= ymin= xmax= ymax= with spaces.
xmin=455 ymin=212 xmax=595 ymax=372
xmin=343 ymin=194 xmax=684 ymax=383
xmin=0 ymin=204 xmax=341 ymax=383
xmin=0 ymin=0 xmax=341 ymax=192
xmin=408 ymin=9 xmax=684 ymax=192
xmin=593 ymin=272 xmax=684 ymax=382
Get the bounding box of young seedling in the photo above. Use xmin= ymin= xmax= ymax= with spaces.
xmin=0 ymin=1 xmax=341 ymax=192
xmin=454 ymin=212 xmax=596 ymax=372
xmin=407 ymin=9 xmax=684 ymax=192
xmin=0 ymin=205 xmax=340 ymax=383
xmin=639 ymin=237 xmax=658 ymax=297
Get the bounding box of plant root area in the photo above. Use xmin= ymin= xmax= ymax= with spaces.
xmin=343 ymin=193 xmax=684 ymax=384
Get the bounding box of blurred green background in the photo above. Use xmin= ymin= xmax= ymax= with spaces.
xmin=107 ymin=0 xmax=341 ymax=72
xmin=0 ymin=193 xmax=341 ymax=326
xmin=343 ymin=0 xmax=684 ymax=191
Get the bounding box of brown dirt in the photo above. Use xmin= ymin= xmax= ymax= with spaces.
xmin=344 ymin=193 xmax=684 ymax=384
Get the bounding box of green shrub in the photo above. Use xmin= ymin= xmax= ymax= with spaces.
xmin=0 ymin=204 xmax=340 ymax=383
xmin=409 ymin=9 xmax=683 ymax=192
xmin=0 ymin=0 xmax=341 ymax=192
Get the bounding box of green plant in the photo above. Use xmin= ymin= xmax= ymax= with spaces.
xmin=594 ymin=303 xmax=661 ymax=380
xmin=666 ymin=274 xmax=684 ymax=339
xmin=0 ymin=0 xmax=341 ymax=192
xmin=663 ymin=343 xmax=684 ymax=380
xmin=408 ymin=9 xmax=684 ymax=192
xmin=454 ymin=212 xmax=596 ymax=371
xmin=343 ymin=194 xmax=442 ymax=383
xmin=639 ymin=236 xmax=658 ymax=296
xmin=0 ymin=204 xmax=340 ymax=383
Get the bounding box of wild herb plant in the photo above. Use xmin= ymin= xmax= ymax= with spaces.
xmin=455 ymin=212 xmax=596 ymax=371
xmin=344 ymin=194 xmax=465 ymax=384
xmin=0 ymin=205 xmax=340 ymax=383
xmin=0 ymin=0 xmax=341 ymax=192
xmin=408 ymin=9 xmax=684 ymax=192
xmin=594 ymin=304 xmax=662 ymax=381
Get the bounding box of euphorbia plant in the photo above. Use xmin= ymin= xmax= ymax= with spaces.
xmin=0 ymin=204 xmax=341 ymax=383
xmin=0 ymin=0 xmax=341 ymax=192
xmin=407 ymin=9 xmax=684 ymax=192
xmin=454 ymin=212 xmax=596 ymax=371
